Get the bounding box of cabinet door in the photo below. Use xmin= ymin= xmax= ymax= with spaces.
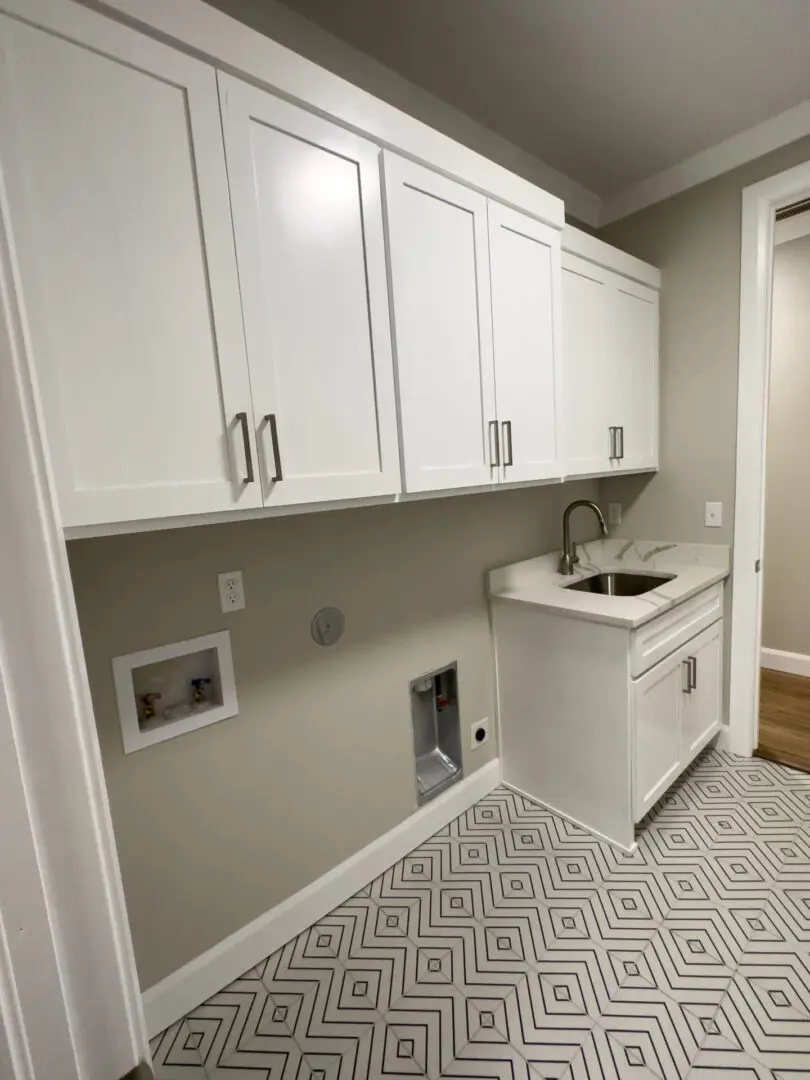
xmin=383 ymin=152 xmax=497 ymax=493
xmin=488 ymin=202 xmax=561 ymax=483
xmin=633 ymin=651 xmax=684 ymax=820
xmin=607 ymin=277 xmax=659 ymax=472
xmin=680 ymin=621 xmax=723 ymax=764
xmin=219 ymin=76 xmax=400 ymax=506
xmin=0 ymin=14 xmax=261 ymax=526
xmin=561 ymin=253 xmax=613 ymax=476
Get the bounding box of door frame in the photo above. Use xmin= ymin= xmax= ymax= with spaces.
xmin=0 ymin=143 xmax=148 ymax=1075
xmin=728 ymin=159 xmax=810 ymax=756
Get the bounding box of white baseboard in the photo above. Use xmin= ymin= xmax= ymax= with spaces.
xmin=761 ymin=647 xmax=810 ymax=678
xmin=142 ymin=758 xmax=501 ymax=1037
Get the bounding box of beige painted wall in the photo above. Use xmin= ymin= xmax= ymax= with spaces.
xmin=598 ymin=134 xmax=810 ymax=546
xmin=762 ymin=236 xmax=810 ymax=655
xmin=68 ymin=481 xmax=597 ymax=988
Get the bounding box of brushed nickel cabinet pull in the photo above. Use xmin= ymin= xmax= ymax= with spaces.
xmin=618 ymin=425 xmax=625 ymax=460
xmin=688 ymin=655 xmax=697 ymax=691
xmin=609 ymin=426 xmax=617 ymax=459
xmin=682 ymin=659 xmax=692 ymax=694
xmin=502 ymin=420 xmax=513 ymax=466
xmin=236 ymin=411 xmax=254 ymax=484
xmin=488 ymin=420 xmax=501 ymax=468
xmin=265 ymin=413 xmax=283 ymax=482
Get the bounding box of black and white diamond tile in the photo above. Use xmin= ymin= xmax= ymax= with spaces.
xmin=150 ymin=749 xmax=810 ymax=1079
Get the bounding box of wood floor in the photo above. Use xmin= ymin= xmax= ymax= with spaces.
xmin=757 ymin=667 xmax=810 ymax=773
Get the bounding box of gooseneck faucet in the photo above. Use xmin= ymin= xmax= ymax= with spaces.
xmin=559 ymin=500 xmax=608 ymax=575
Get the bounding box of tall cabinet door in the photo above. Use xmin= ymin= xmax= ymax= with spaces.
xmin=608 ymin=277 xmax=659 ymax=472
xmin=0 ymin=13 xmax=261 ymax=526
xmin=680 ymin=621 xmax=723 ymax=762
xmin=383 ymin=152 xmax=497 ymax=493
xmin=633 ymin=651 xmax=684 ymax=820
xmin=488 ymin=202 xmax=561 ymax=484
xmin=219 ymin=76 xmax=400 ymax=506
xmin=561 ymin=254 xmax=613 ymax=476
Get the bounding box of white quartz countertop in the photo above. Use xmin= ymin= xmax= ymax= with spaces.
xmin=489 ymin=538 xmax=730 ymax=629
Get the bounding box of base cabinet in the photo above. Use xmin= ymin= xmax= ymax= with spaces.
xmin=492 ymin=579 xmax=725 ymax=851
xmin=632 ymin=619 xmax=723 ymax=820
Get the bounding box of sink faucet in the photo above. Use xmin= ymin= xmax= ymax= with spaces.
xmin=559 ymin=500 xmax=608 ymax=575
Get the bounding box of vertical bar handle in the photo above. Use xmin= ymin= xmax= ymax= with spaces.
xmin=618 ymin=425 xmax=625 ymax=460
xmin=502 ymin=420 xmax=513 ymax=466
xmin=265 ymin=413 xmax=283 ymax=482
xmin=682 ymin=659 xmax=692 ymax=694
xmin=609 ymin=426 xmax=617 ymax=459
xmin=488 ymin=420 xmax=501 ymax=468
xmin=688 ymin=655 xmax=697 ymax=691
xmin=236 ymin=411 xmax=254 ymax=484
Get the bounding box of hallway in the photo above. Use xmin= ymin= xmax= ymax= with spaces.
xmin=758 ymin=668 xmax=810 ymax=774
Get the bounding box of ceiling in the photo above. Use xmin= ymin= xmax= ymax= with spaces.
xmin=272 ymin=0 xmax=810 ymax=199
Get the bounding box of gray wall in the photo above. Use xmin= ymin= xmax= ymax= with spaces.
xmin=69 ymin=482 xmax=597 ymax=988
xmin=598 ymin=135 xmax=810 ymax=548
xmin=762 ymin=236 xmax=810 ymax=655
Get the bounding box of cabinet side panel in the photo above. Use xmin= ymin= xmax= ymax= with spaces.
xmin=493 ymin=599 xmax=633 ymax=848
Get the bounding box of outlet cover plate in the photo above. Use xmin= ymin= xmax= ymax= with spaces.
xmin=470 ymin=717 xmax=490 ymax=751
xmin=704 ymin=502 xmax=723 ymax=528
xmin=218 ymin=570 xmax=245 ymax=612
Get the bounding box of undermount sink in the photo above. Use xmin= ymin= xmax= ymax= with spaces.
xmin=563 ymin=571 xmax=676 ymax=596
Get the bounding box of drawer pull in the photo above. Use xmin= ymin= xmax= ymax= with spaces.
xmin=682 ymin=659 xmax=692 ymax=694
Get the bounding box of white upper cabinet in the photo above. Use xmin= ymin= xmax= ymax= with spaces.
xmin=219 ymin=75 xmax=400 ymax=506
xmin=0 ymin=13 xmax=261 ymax=526
xmin=487 ymin=202 xmax=561 ymax=484
xmin=607 ymin=279 xmax=658 ymax=471
xmin=562 ymin=228 xmax=660 ymax=479
xmin=561 ymin=255 xmax=613 ymax=476
xmin=383 ymin=152 xmax=497 ymax=493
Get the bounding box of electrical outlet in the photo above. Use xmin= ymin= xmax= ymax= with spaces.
xmin=470 ymin=717 xmax=490 ymax=751
xmin=608 ymin=502 xmax=622 ymax=526
xmin=704 ymin=502 xmax=723 ymax=528
xmin=218 ymin=570 xmax=245 ymax=612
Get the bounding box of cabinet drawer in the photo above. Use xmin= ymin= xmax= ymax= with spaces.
xmin=630 ymin=583 xmax=723 ymax=678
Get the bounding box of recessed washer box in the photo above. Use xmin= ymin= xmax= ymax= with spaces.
xmin=112 ymin=630 xmax=237 ymax=754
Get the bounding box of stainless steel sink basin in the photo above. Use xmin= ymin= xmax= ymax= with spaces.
xmin=563 ymin=571 xmax=675 ymax=596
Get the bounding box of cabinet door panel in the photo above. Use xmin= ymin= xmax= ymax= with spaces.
xmin=488 ymin=202 xmax=561 ymax=483
xmin=633 ymin=653 xmax=684 ymax=820
xmin=609 ymin=278 xmax=658 ymax=471
xmin=220 ymin=76 xmax=399 ymax=505
xmin=681 ymin=621 xmax=723 ymax=763
xmin=383 ymin=152 xmax=496 ymax=493
xmin=561 ymin=254 xmax=613 ymax=476
xmin=0 ymin=14 xmax=260 ymax=525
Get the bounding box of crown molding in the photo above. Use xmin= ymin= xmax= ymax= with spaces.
xmin=601 ymin=98 xmax=810 ymax=225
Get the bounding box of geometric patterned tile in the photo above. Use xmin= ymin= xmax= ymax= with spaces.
xmin=149 ymin=752 xmax=810 ymax=1080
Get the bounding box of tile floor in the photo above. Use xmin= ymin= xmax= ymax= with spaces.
xmin=150 ymin=748 xmax=810 ymax=1078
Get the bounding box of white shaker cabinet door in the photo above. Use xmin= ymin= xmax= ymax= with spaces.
xmin=561 ymin=253 xmax=613 ymax=477
xmin=488 ymin=202 xmax=561 ymax=484
xmin=680 ymin=621 xmax=723 ymax=763
xmin=219 ymin=76 xmax=400 ymax=506
xmin=632 ymin=651 xmax=684 ymax=820
xmin=608 ymin=277 xmax=659 ymax=472
xmin=0 ymin=13 xmax=261 ymax=526
xmin=383 ymin=152 xmax=497 ymax=493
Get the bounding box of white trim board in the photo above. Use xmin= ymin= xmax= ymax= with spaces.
xmin=774 ymin=214 xmax=810 ymax=246
xmin=728 ymin=158 xmax=810 ymax=757
xmin=602 ymin=98 xmax=810 ymax=225
xmin=142 ymin=758 xmax=501 ymax=1037
xmin=761 ymin=648 xmax=810 ymax=679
